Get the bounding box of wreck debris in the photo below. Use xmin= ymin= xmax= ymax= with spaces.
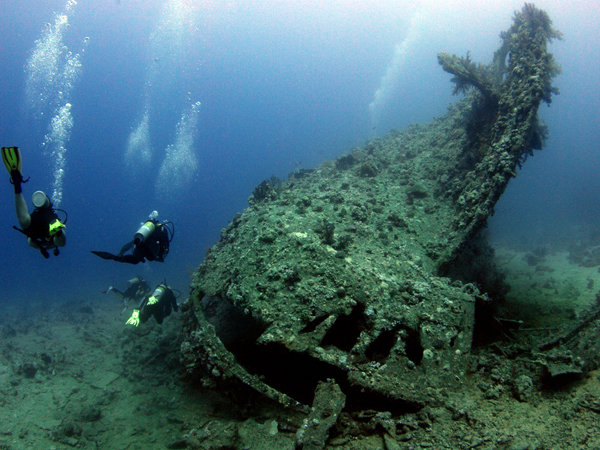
xmin=295 ymin=379 xmax=346 ymax=449
xmin=437 ymin=52 xmax=498 ymax=101
xmin=539 ymin=297 xmax=600 ymax=352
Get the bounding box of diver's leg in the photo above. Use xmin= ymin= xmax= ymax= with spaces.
xmin=6 ymin=158 xmax=31 ymax=229
xmin=28 ymin=237 xmax=49 ymax=258
xmin=15 ymin=192 xmax=31 ymax=229
xmin=110 ymin=288 xmax=127 ymax=299
xmin=119 ymin=255 xmax=144 ymax=264
xmin=3 ymin=148 xmax=30 ymax=228
xmin=118 ymin=240 xmax=134 ymax=256
xmin=53 ymin=230 xmax=66 ymax=247
xmin=91 ymin=251 xmax=143 ymax=264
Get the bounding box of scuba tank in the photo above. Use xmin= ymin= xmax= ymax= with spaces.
xmin=147 ymin=284 xmax=168 ymax=305
xmin=32 ymin=190 xmax=51 ymax=208
xmin=134 ymin=220 xmax=156 ymax=245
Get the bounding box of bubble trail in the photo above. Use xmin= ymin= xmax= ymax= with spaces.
xmin=24 ymin=0 xmax=87 ymax=206
xmin=155 ymin=101 xmax=202 ymax=201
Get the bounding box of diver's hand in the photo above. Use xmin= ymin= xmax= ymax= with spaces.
xmin=126 ymin=309 xmax=140 ymax=326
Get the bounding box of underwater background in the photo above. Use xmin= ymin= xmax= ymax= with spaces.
xmin=0 ymin=0 xmax=598 ymax=304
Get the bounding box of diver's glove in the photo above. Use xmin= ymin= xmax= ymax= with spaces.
xmin=126 ymin=309 xmax=140 ymax=326
xmin=49 ymin=218 xmax=66 ymax=237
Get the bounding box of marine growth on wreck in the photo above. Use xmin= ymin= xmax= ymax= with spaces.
xmin=180 ymin=3 xmax=568 ymax=426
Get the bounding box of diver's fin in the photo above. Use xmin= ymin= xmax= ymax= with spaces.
xmin=92 ymin=250 xmax=119 ymax=261
xmin=91 ymin=251 xmax=143 ymax=265
xmin=1 ymin=146 xmax=26 ymax=192
xmin=1 ymin=147 xmax=22 ymax=174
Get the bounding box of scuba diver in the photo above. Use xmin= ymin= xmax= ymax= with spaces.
xmin=125 ymin=282 xmax=179 ymax=326
xmin=91 ymin=211 xmax=173 ymax=264
xmin=1 ymin=147 xmax=66 ymax=258
xmin=103 ymin=276 xmax=151 ymax=308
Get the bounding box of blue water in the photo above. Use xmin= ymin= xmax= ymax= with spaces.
xmin=0 ymin=0 xmax=598 ymax=302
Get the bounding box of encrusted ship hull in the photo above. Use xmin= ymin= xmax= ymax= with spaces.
xmin=181 ymin=4 xmax=561 ymax=417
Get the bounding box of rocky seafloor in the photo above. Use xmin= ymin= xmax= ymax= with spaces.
xmin=2 ymin=242 xmax=600 ymax=449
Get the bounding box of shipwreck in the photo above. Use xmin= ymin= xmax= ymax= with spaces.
xmin=180 ymin=4 xmax=572 ymax=430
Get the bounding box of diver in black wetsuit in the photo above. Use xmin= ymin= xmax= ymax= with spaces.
xmin=91 ymin=211 xmax=173 ymax=264
xmin=2 ymin=146 xmax=67 ymax=259
xmin=103 ymin=276 xmax=151 ymax=307
xmin=125 ymin=283 xmax=179 ymax=326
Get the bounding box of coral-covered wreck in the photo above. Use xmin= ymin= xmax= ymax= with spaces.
xmin=180 ymin=3 xmax=565 ymax=435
